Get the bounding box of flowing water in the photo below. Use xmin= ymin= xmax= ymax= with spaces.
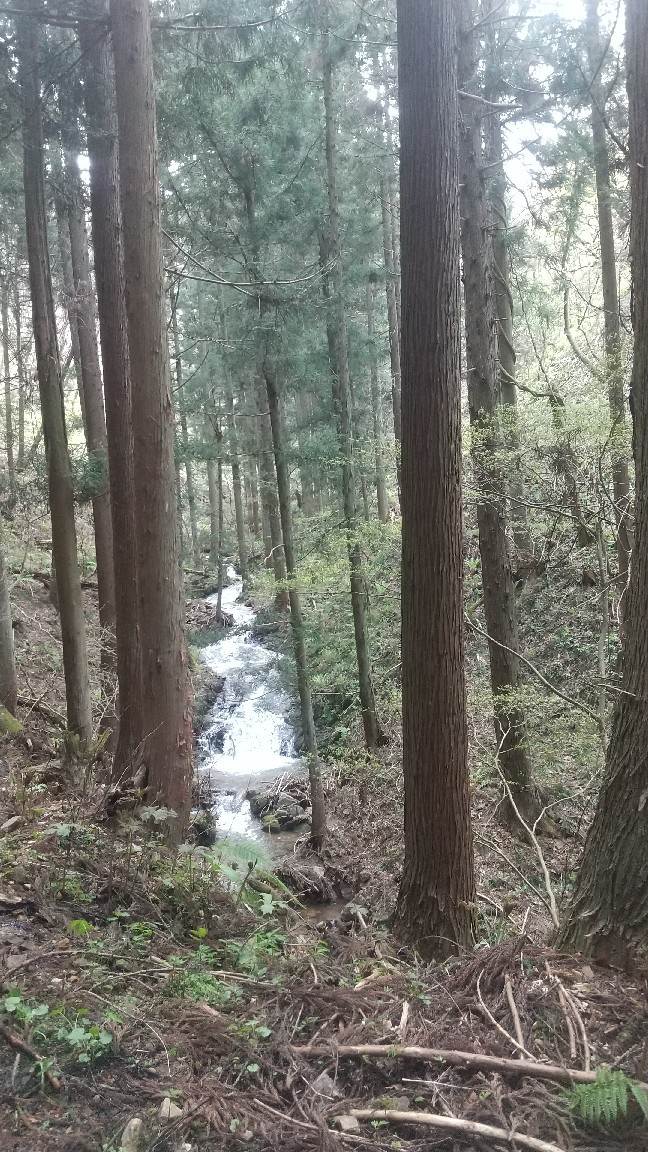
xmin=198 ymin=567 xmax=305 ymax=854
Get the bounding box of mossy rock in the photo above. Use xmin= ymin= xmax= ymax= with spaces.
xmin=0 ymin=707 xmax=22 ymax=735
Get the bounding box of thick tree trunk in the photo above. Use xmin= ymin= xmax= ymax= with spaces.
xmin=586 ymin=0 xmax=633 ymax=608
xmin=18 ymin=7 xmax=92 ymax=747
xmin=321 ymin=20 xmax=383 ymax=750
xmin=556 ymin=0 xmax=648 ymax=969
xmin=80 ymin=9 xmax=143 ymax=783
xmin=171 ymin=300 xmax=200 ymax=569
xmin=392 ymin=0 xmax=475 ymax=959
xmin=458 ymin=4 xmax=543 ymax=829
xmin=64 ymin=147 xmax=117 ymax=687
xmin=249 ymin=460 xmax=261 ymax=538
xmin=367 ymin=279 xmax=389 ymax=523
xmin=264 ymin=364 xmax=326 ymax=847
xmin=110 ymin=0 xmax=192 ymax=837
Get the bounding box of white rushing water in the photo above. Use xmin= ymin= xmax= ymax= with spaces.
xmin=198 ymin=566 xmax=305 ymax=846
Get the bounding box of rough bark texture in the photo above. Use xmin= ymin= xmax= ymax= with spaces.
xmin=392 ymin=0 xmax=475 ymax=959
xmin=322 ymin=20 xmax=382 ymax=750
xmin=64 ymin=147 xmax=117 ymax=684
xmin=556 ymin=0 xmax=648 ymax=970
xmin=264 ymin=364 xmax=326 ymax=847
xmin=80 ymin=9 xmax=143 ymax=783
xmin=458 ymin=3 xmax=542 ymax=829
xmin=367 ymin=279 xmax=389 ymax=523
xmin=585 ymin=0 xmax=633 ymax=604
xmin=18 ymin=7 xmax=92 ymax=747
xmin=110 ymin=0 xmax=191 ymax=836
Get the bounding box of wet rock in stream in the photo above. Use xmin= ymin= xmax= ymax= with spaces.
xmin=246 ymin=777 xmax=311 ymax=832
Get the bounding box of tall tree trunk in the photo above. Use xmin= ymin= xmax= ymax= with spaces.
xmin=80 ymin=8 xmax=143 ymax=783
xmin=0 ymin=517 xmax=17 ymax=716
xmin=321 ymin=15 xmax=383 ymax=750
xmin=52 ymin=160 xmax=85 ymax=423
xmin=367 ymin=278 xmax=389 ymax=522
xmin=110 ymin=0 xmax=191 ymax=836
xmin=458 ymin=3 xmax=543 ymax=829
xmin=265 ymin=363 xmax=326 ymax=847
xmin=249 ymin=461 xmax=261 ymax=539
xmin=13 ymin=280 xmax=25 ymax=473
xmin=392 ymin=0 xmax=475 ymax=959
xmin=207 ymin=456 xmax=219 ymax=567
xmin=171 ymin=299 xmax=200 ymax=568
xmin=1 ymin=276 xmax=15 ymax=495
xmin=256 ymin=374 xmax=289 ymax=605
xmin=483 ymin=57 xmax=533 ymax=557
xmin=557 ymin=0 xmax=648 ymax=968
xmin=64 ymin=146 xmax=117 ymax=688
xmin=215 ymin=453 xmax=224 ymax=616
xmin=380 ymin=173 xmax=402 ymax=499
xmin=17 ymin=7 xmax=92 ymax=747
xmin=218 ymin=295 xmax=248 ymax=584
xmin=586 ymin=0 xmax=633 ymax=607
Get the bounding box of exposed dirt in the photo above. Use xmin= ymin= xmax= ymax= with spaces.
xmin=0 ymin=573 xmax=647 ymax=1152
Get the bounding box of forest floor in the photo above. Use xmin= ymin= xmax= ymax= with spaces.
xmin=0 ymin=567 xmax=647 ymax=1152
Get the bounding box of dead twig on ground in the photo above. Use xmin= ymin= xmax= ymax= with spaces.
xmin=292 ymin=1042 xmax=648 ymax=1089
xmin=346 ymin=1108 xmax=564 ymax=1152
xmin=477 ymin=971 xmax=535 ymax=1059
xmin=504 ymin=973 xmax=526 ymax=1054
xmin=0 ymin=1021 xmax=63 ymax=1090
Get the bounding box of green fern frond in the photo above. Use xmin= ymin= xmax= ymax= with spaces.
xmin=566 ymin=1067 xmax=648 ymax=1129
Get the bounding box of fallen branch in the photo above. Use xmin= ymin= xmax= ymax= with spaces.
xmin=476 ymin=971 xmax=535 ymax=1059
xmin=292 ymin=1043 xmax=648 ymax=1089
xmin=0 ymin=1022 xmax=63 ymax=1090
xmin=347 ymin=1108 xmax=563 ymax=1152
xmin=17 ymin=694 xmax=67 ymax=729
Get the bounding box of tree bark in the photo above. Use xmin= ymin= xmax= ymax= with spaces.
xmin=380 ymin=173 xmax=402 ymax=500
xmin=110 ymin=0 xmax=192 ymax=836
xmin=1 ymin=276 xmax=15 ymax=495
xmin=482 ymin=45 xmax=533 ymax=557
xmin=171 ymin=298 xmax=200 ymax=569
xmin=79 ymin=8 xmax=143 ymax=783
xmin=321 ymin=14 xmax=383 ymax=750
xmin=585 ymin=0 xmax=633 ymax=608
xmin=218 ymin=294 xmax=248 ymax=585
xmin=264 ymin=363 xmax=326 ymax=848
xmin=556 ymin=0 xmax=648 ymax=969
xmin=18 ymin=6 xmax=92 ymax=748
xmin=13 ymin=279 xmax=25 ymax=474
xmin=458 ymin=2 xmax=543 ymax=829
xmin=0 ymin=516 xmax=17 ymax=716
xmin=367 ymin=278 xmax=389 ymax=523
xmin=63 ymin=145 xmax=117 ymax=686
xmin=392 ymin=0 xmax=475 ymax=958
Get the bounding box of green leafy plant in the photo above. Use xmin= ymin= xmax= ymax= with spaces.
xmin=53 ymin=1011 xmax=113 ymax=1064
xmin=565 ymin=1067 xmax=648 ymax=1128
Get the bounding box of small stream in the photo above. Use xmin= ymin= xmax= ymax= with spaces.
xmin=197 ymin=567 xmax=305 ymax=855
